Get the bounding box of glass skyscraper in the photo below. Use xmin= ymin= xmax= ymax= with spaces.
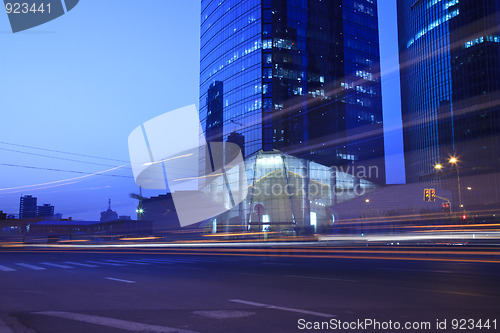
xmin=398 ymin=0 xmax=500 ymax=209
xmin=199 ymin=0 xmax=385 ymax=232
xmin=200 ymin=0 xmax=385 ymax=185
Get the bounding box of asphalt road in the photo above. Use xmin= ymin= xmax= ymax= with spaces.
xmin=0 ymin=247 xmax=499 ymax=333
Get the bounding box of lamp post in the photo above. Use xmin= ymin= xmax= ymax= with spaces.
xmin=434 ymin=158 xmax=463 ymax=212
xmin=449 ymin=157 xmax=463 ymax=210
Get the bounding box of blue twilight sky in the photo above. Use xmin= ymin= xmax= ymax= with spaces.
xmin=0 ymin=0 xmax=405 ymax=220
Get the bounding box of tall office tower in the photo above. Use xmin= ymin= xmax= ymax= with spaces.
xmin=19 ymin=195 xmax=37 ymax=219
xmin=398 ymin=0 xmax=500 ymax=209
xmin=200 ymin=0 xmax=385 ymax=185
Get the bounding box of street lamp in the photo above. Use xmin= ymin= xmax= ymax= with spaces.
xmin=449 ymin=157 xmax=463 ymax=209
xmin=434 ymin=164 xmax=443 ymax=170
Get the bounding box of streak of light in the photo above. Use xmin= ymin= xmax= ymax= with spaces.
xmin=410 ymin=223 xmax=500 ymax=229
xmin=212 ymin=22 xmax=500 ymax=158
xmin=118 ymin=237 xmax=162 ymax=241
xmin=142 ymin=154 xmax=193 ymax=166
xmin=57 ymin=240 xmax=89 ymax=243
xmin=0 ymin=180 xmax=81 ymax=195
xmin=172 ymin=173 xmax=225 ymax=182
xmin=9 ymin=247 xmax=499 ymax=265
xmin=0 ymin=164 xmax=129 ymax=192
xmin=204 ymin=232 xmax=281 ymax=237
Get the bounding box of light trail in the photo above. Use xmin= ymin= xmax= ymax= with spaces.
xmin=0 ymin=164 xmax=129 ymax=192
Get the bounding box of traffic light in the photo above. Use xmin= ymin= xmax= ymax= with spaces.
xmin=430 ymin=188 xmax=436 ymax=202
xmin=462 ymin=214 xmax=467 ymax=220
xmin=441 ymin=202 xmax=451 ymax=212
xmin=424 ymin=189 xmax=430 ymax=202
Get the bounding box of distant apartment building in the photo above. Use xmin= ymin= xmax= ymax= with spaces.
xmin=37 ymin=204 xmax=55 ymax=218
xmin=19 ymin=195 xmax=37 ymax=219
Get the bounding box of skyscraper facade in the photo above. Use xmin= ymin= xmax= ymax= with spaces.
xmin=200 ymin=0 xmax=385 ymax=184
xmin=398 ymin=0 xmax=500 ymax=209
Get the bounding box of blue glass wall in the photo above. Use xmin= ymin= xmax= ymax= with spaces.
xmin=342 ymin=0 xmax=384 ymax=177
xmin=201 ymin=0 xmax=385 ymax=185
xmin=398 ymin=0 xmax=500 ymax=209
xmin=398 ymin=0 xmax=459 ymax=182
xmin=200 ymin=0 xmax=263 ymax=157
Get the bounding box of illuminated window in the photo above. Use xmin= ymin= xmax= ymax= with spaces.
xmin=310 ymin=212 xmax=317 ymax=231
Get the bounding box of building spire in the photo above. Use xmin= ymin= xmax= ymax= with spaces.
xmin=108 ymin=198 xmax=111 ymax=210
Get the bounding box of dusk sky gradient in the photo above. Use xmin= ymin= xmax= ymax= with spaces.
xmin=0 ymin=0 xmax=405 ymax=220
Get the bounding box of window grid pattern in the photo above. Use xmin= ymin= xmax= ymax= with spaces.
xmin=200 ymin=0 xmax=263 ymax=157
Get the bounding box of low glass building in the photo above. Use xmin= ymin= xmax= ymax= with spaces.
xmin=202 ymin=149 xmax=378 ymax=234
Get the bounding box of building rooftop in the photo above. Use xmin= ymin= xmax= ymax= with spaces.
xmin=34 ymin=220 xmax=106 ymax=226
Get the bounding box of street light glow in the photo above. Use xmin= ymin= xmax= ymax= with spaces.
xmin=449 ymin=157 xmax=458 ymax=164
xmin=435 ymin=164 xmax=443 ymax=170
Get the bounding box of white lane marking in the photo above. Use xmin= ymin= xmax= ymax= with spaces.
xmin=15 ymin=263 xmax=45 ymax=270
xmin=40 ymin=262 xmax=73 ymax=269
xmin=33 ymin=311 xmax=199 ymax=333
xmin=193 ymin=310 xmax=255 ymax=319
xmin=230 ymin=299 xmax=336 ymax=318
xmin=0 ymin=265 xmax=15 ymax=272
xmin=105 ymin=277 xmax=136 ymax=284
xmin=285 ymin=275 xmax=359 ymax=283
xmin=0 ymin=317 xmax=13 ymax=333
xmin=105 ymin=260 xmax=150 ymax=265
xmin=86 ymin=261 xmax=124 ymax=266
xmin=64 ymin=261 xmax=98 ymax=267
